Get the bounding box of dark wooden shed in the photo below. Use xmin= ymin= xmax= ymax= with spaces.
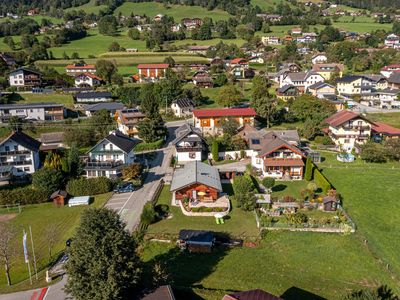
xmin=50 ymin=190 xmax=68 ymax=206
xmin=323 ymin=196 xmax=339 ymax=212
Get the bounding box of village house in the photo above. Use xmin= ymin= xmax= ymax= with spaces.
xmin=360 ymin=88 xmax=400 ymax=109
xmin=65 ymin=63 xmax=96 ymax=75
xmin=311 ymin=53 xmax=328 ymax=64
xmin=154 ymin=14 xmax=164 ymax=22
xmin=291 ymin=27 xmax=302 ymax=35
xmin=312 ymin=63 xmax=344 ymax=80
xmin=0 ymin=103 xmax=64 ymax=122
xmin=336 ymin=75 xmax=376 ymax=96
xmin=0 ymin=131 xmax=41 ymax=181
xmin=83 ymin=130 xmax=139 ymax=178
xmin=39 ymin=132 xmax=66 ymax=151
xmin=250 ymin=132 xmax=306 ymax=180
xmin=84 ymin=102 xmax=125 ymax=117
xmin=248 ymin=56 xmax=264 ymax=64
xmin=192 ymin=108 xmax=257 ymax=135
xmin=261 ymin=36 xmax=281 ymax=46
xmin=371 ymin=122 xmax=400 ymax=141
xmin=324 ymin=110 xmax=372 ymax=152
xmin=137 ymin=63 xmax=169 ymax=82
xmin=364 ymin=75 xmax=388 ymax=90
xmin=381 ymin=64 xmax=400 ymax=78
xmin=75 ymin=92 xmax=113 ymax=103
xmin=181 ymin=18 xmax=203 ymax=30
xmin=256 ymin=14 xmax=283 ymax=23
xmin=115 ymin=108 xmax=146 ymax=137
xmin=228 ymin=58 xmax=253 ymax=79
xmin=384 ymin=34 xmax=400 ymax=48
xmin=296 ymin=33 xmax=317 ymax=44
xmin=276 ymin=85 xmax=299 ymax=101
xmin=170 ymin=161 xmax=222 ymax=206
xmin=74 ymin=73 xmax=103 ymax=87
xmin=279 ymin=71 xmax=325 ymax=94
xmin=192 ymin=70 xmax=213 ymax=88
xmin=171 ymin=98 xmax=195 ymax=118
xmin=9 ymin=67 xmax=42 ymax=88
xmin=308 ymin=82 xmax=336 ymax=99
xmin=172 ymin=123 xmax=207 ymax=162
xmin=388 ymin=72 xmax=400 ymax=89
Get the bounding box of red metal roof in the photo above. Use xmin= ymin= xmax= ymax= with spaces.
xmin=66 ymin=64 xmax=95 ymax=69
xmin=324 ymin=110 xmax=364 ymax=127
xmin=264 ymin=158 xmax=304 ymax=167
xmin=192 ymin=108 xmax=257 ymax=118
xmin=230 ymin=58 xmax=248 ymax=65
xmin=137 ymin=63 xmax=169 ymax=69
xmin=371 ymin=122 xmax=400 ymax=136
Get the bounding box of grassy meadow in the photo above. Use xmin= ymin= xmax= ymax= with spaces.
xmin=114 ymin=2 xmax=231 ymax=21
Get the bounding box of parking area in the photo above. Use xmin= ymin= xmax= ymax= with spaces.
xmin=104 ymin=192 xmax=134 ymax=215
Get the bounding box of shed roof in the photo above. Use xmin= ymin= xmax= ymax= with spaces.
xmin=170 ymin=161 xmax=222 ymax=192
xmin=178 ymin=229 xmax=214 ymax=243
xmin=142 ymin=285 xmax=175 ymax=300
xmin=223 ymin=289 xmax=283 ymax=300
xmin=371 ymin=122 xmax=400 ymax=136
xmin=85 ymin=102 xmax=125 ymax=112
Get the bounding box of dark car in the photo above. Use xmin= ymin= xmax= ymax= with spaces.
xmin=114 ymin=182 xmax=135 ymax=194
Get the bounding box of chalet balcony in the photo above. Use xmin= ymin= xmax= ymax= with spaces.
xmin=330 ymin=133 xmax=370 ymax=139
xmin=176 ymin=146 xmax=203 ymax=152
xmin=84 ymin=160 xmax=124 ymax=170
xmin=0 ymin=160 xmax=32 ymax=166
xmin=342 ymin=125 xmax=370 ymax=130
xmin=0 ymin=150 xmax=31 ymax=156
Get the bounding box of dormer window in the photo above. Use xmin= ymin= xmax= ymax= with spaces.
xmin=110 ymin=144 xmax=113 ymax=151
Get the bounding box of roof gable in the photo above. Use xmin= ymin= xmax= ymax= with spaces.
xmin=325 ymin=110 xmax=370 ymax=127
xmin=0 ymin=131 xmax=41 ymax=152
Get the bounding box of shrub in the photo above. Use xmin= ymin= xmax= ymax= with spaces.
xmin=32 ymin=168 xmax=64 ymax=197
xmin=261 ymin=177 xmax=275 ymax=190
xmin=134 ymin=140 xmax=163 ymax=152
xmin=66 ymin=177 xmax=113 ymax=196
xmin=155 ymin=204 xmax=169 ymax=219
xmin=314 ymin=135 xmax=334 ymax=145
xmin=0 ymin=186 xmax=48 ymax=205
xmin=141 ymin=203 xmax=156 ymax=225
xmin=313 ymin=167 xmax=331 ymax=194
xmin=304 ymin=157 xmax=313 ymax=181
xmin=212 ymin=140 xmax=219 ymax=161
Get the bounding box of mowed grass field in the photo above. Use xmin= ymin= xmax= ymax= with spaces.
xmin=367 ymin=112 xmax=400 ymax=129
xmin=0 ymin=193 xmax=112 ymax=293
xmin=65 ymin=0 xmax=108 ymax=14
xmin=114 ymin=2 xmax=231 ymax=21
xmin=144 ymin=152 xmax=400 ymax=299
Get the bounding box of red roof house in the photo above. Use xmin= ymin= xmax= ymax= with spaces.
xmin=371 ymin=122 xmax=400 ymax=139
xmin=137 ymin=64 xmax=169 ymax=82
xmin=193 ymin=108 xmax=257 ymax=134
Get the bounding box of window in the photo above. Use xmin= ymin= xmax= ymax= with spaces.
xmin=251 ymin=139 xmax=260 ymax=145
xmin=344 ymin=139 xmax=350 ymax=143
xmin=14 ymin=145 xmax=18 ymax=151
xmin=5 ymin=146 xmax=9 ymax=152
xmin=24 ymin=167 xmax=30 ymax=172
xmin=109 ymin=144 xmax=113 ymax=151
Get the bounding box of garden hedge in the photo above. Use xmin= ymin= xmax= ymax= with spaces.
xmin=0 ymin=186 xmax=48 ymax=205
xmin=313 ymin=167 xmax=332 ymax=194
xmin=66 ymin=177 xmax=113 ymax=196
xmin=134 ymin=139 xmax=163 ymax=152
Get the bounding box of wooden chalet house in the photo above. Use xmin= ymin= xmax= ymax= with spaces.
xmin=172 ymin=123 xmax=207 ymax=162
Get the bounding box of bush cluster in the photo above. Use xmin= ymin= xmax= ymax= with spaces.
xmin=313 ymin=168 xmax=332 ymax=194
xmin=134 ymin=139 xmax=164 ymax=152
xmin=0 ymin=186 xmax=48 ymax=205
xmin=66 ymin=177 xmax=113 ymax=196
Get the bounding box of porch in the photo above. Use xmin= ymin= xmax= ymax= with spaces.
xmin=263 ymin=158 xmax=304 ymax=180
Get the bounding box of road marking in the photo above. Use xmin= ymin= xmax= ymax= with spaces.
xmin=30 ymin=291 xmax=38 ymax=300
xmin=118 ymin=191 xmax=135 ymax=215
xmin=43 ymin=286 xmax=50 ymax=300
xmin=38 ymin=288 xmax=48 ymax=300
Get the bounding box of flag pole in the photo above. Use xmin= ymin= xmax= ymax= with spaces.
xmin=29 ymin=226 xmax=38 ymax=280
xmin=23 ymin=230 xmax=32 ymax=285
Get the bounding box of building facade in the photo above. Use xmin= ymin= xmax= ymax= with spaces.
xmin=0 ymin=103 xmax=64 ymax=122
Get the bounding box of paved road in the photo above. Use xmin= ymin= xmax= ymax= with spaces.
xmin=106 ymin=119 xmax=187 ymax=232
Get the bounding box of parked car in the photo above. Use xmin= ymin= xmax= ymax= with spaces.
xmin=114 ymin=182 xmax=135 ymax=193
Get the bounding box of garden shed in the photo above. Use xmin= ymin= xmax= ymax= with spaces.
xmin=323 ymin=196 xmax=339 ymax=211
xmin=178 ymin=229 xmax=214 ymax=253
xmin=50 ymin=190 xmax=68 ymax=206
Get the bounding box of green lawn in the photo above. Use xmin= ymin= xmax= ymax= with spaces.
xmin=173 ymin=38 xmax=247 ymax=47
xmin=10 ymin=93 xmax=75 ymax=107
xmin=0 ymin=193 xmax=112 ymax=292
xmin=318 ymin=151 xmax=400 ymax=279
xmin=65 ymin=0 xmax=108 ymax=14
xmin=271 ymin=180 xmax=309 ymax=199
xmin=367 ymin=112 xmax=400 ymax=129
xmin=114 ymin=2 xmax=231 ymax=21
xmin=147 ymin=184 xmax=259 ymax=237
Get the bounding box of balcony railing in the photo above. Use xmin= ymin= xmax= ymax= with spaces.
xmin=84 ymin=161 xmax=123 ymax=169
xmin=0 ymin=150 xmax=31 ymax=156
xmin=342 ymin=125 xmax=370 ymax=130
xmin=0 ymin=160 xmax=32 ymax=166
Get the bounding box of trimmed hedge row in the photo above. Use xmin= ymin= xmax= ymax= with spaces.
xmin=134 ymin=139 xmax=163 ymax=152
xmin=0 ymin=187 xmax=48 ymax=205
xmin=66 ymin=177 xmax=113 ymax=196
xmin=313 ymin=167 xmax=332 ymax=194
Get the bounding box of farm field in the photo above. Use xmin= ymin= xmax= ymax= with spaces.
xmin=0 ymin=193 xmax=112 ymax=293
xmin=114 ymin=2 xmax=231 ymax=21
xmin=144 ymin=152 xmax=400 ymax=299
xmin=65 ymin=0 xmax=108 ymax=14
